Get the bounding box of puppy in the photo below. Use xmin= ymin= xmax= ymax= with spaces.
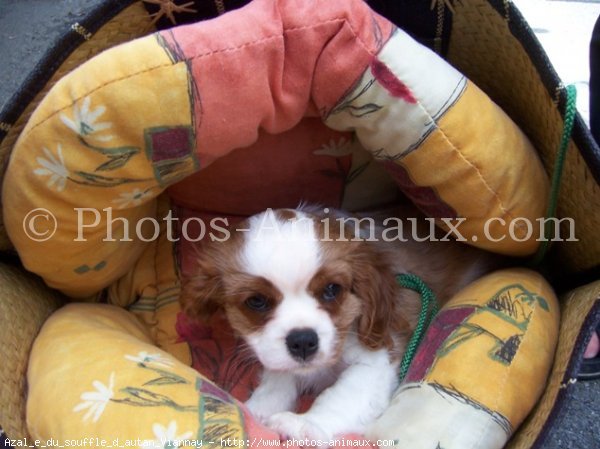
xmin=181 ymin=205 xmax=497 ymax=441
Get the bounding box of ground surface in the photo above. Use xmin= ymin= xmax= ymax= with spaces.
xmin=0 ymin=0 xmax=598 ymax=448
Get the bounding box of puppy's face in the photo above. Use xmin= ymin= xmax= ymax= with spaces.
xmin=182 ymin=209 xmax=402 ymax=374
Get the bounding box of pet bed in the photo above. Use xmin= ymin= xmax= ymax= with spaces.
xmin=0 ymin=1 xmax=598 ymax=449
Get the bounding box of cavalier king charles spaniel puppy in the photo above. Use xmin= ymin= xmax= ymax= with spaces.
xmin=182 ymin=205 xmax=497 ymax=441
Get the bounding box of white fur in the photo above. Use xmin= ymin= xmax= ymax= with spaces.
xmin=240 ymin=210 xmax=398 ymax=440
xmin=242 ymin=209 xmax=337 ymax=372
xmin=246 ymin=334 xmax=399 ymax=441
xmin=242 ymin=209 xmax=321 ymax=291
xmin=245 ymin=292 xmax=337 ymax=372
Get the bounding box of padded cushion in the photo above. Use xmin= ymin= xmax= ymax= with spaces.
xmin=2 ymin=0 xmax=548 ymax=299
xmin=369 ymin=268 xmax=560 ymax=449
xmin=27 ymin=303 xmax=273 ymax=445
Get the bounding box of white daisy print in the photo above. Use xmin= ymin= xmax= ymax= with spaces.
xmin=72 ymin=372 xmax=115 ymax=423
xmin=112 ymin=188 xmax=152 ymax=209
xmin=33 ymin=145 xmax=70 ymax=191
xmin=60 ymin=96 xmax=113 ymax=141
xmin=313 ymin=137 xmax=353 ymax=157
xmin=145 ymin=421 xmax=194 ymax=449
xmin=125 ymin=351 xmax=174 ymax=368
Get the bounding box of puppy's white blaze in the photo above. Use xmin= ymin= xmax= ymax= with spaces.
xmin=241 ymin=210 xmax=338 ymax=372
xmin=242 ymin=210 xmax=322 ymax=294
xmin=247 ymin=293 xmax=337 ymax=371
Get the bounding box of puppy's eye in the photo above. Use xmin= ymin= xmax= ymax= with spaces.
xmin=321 ymin=283 xmax=342 ymax=302
xmin=244 ymin=294 xmax=271 ymax=312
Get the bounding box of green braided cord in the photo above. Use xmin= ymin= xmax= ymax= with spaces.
xmin=396 ymin=273 xmax=439 ymax=382
xmin=531 ymin=84 xmax=578 ymax=266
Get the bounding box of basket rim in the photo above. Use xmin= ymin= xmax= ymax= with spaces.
xmin=531 ymin=298 xmax=600 ymax=448
xmin=0 ymin=0 xmax=136 ymax=143
xmin=492 ymin=0 xmax=600 ymax=186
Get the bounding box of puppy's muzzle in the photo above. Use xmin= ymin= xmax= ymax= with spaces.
xmin=286 ymin=328 xmax=319 ymax=361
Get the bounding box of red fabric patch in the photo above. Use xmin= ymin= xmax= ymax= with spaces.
xmin=405 ymin=306 xmax=476 ymax=383
xmin=148 ymin=127 xmax=193 ymax=161
xmin=370 ymin=58 xmax=417 ymax=104
xmin=176 ymin=311 xmax=260 ymax=401
xmin=167 ymin=118 xmax=352 ymax=217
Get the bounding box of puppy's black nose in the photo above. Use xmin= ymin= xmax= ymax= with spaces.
xmin=286 ymin=328 xmax=319 ymax=360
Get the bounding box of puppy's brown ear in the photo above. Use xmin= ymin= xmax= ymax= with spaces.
xmin=351 ymin=244 xmax=409 ymax=351
xmin=180 ymin=254 xmax=224 ymax=322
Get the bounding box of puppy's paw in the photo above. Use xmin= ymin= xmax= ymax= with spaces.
xmin=245 ymin=396 xmax=282 ymax=425
xmin=267 ymin=412 xmax=331 ymax=444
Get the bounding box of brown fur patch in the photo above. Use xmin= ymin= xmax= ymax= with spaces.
xmin=274 ymin=209 xmax=298 ymax=222
xmin=180 ymin=224 xmax=245 ymax=322
xmin=312 ymin=209 xmax=418 ymax=354
xmin=307 ymin=262 xmax=352 ymax=317
xmin=221 ymin=273 xmax=283 ymax=334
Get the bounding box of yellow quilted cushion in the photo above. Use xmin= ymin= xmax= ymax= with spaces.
xmin=27 ymin=303 xmax=250 ymax=444
xmin=369 ymin=268 xmax=560 ymax=449
xmin=325 ymin=29 xmax=549 ymax=256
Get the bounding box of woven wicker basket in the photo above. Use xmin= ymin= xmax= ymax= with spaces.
xmin=0 ymin=1 xmax=598 ymax=448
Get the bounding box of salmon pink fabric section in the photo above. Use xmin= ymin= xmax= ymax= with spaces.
xmin=159 ymin=0 xmax=393 ymax=166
